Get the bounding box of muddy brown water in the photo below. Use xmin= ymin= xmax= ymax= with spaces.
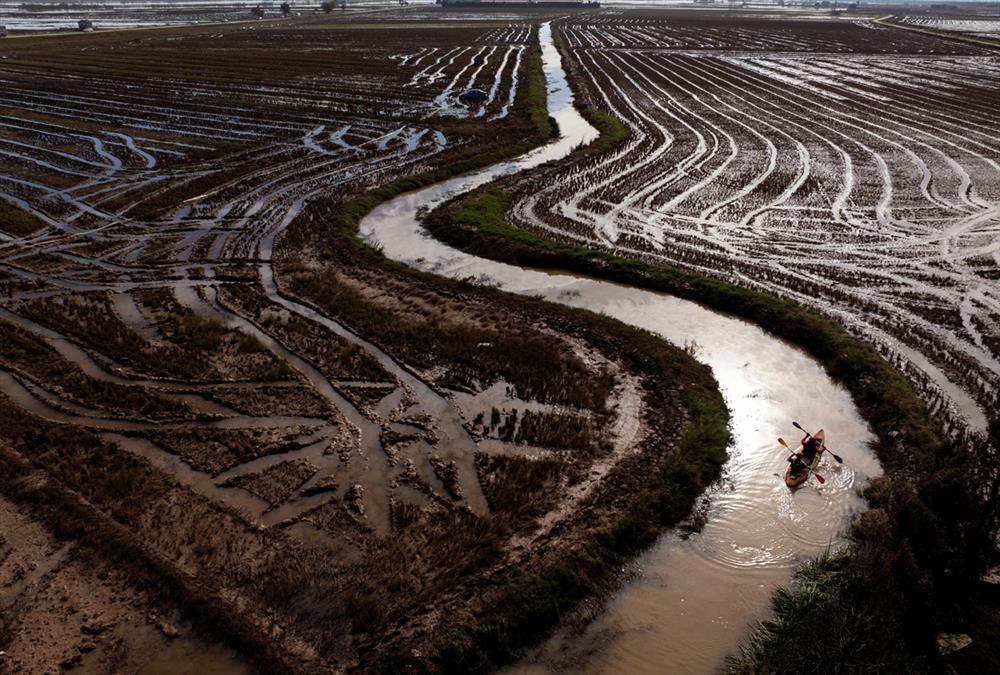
xmin=361 ymin=21 xmax=883 ymax=674
xmin=137 ymin=638 xmax=256 ymax=675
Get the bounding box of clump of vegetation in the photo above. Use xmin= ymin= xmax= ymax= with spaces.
xmin=477 ymin=454 xmax=564 ymax=520
xmin=514 ymin=410 xmax=602 ymax=452
xmin=223 ymin=458 xmax=317 ymax=506
xmin=170 ymin=312 xmax=229 ymax=352
xmin=0 ymin=200 xmax=46 ymax=237
xmin=474 ymin=407 xmax=601 ymax=451
xmin=430 ymin=456 xmax=463 ymax=500
xmin=581 ymin=107 xmax=630 ymax=155
xmin=236 ymin=333 xmax=266 ymax=354
xmin=727 ymin=555 xmax=858 ymax=672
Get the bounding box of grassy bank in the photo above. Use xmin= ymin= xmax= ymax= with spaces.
xmin=579 ymin=107 xmax=629 ymax=156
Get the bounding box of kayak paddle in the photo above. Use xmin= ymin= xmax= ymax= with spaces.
xmin=792 ymin=421 xmax=844 ymax=463
xmin=778 ymin=437 xmax=825 ymax=485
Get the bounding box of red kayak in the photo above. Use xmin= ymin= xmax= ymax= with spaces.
xmin=784 ymin=429 xmax=826 ymax=488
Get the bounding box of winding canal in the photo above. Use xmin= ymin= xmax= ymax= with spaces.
xmin=361 ymin=22 xmax=882 ymax=674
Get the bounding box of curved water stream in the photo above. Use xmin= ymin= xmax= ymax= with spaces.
xmin=360 ymin=22 xmax=882 ymax=674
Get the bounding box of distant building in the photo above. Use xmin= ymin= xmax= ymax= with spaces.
xmin=78 ymin=19 xmax=94 ymax=31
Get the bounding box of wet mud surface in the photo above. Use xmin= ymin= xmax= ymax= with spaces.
xmin=0 ymin=11 xmax=716 ymax=673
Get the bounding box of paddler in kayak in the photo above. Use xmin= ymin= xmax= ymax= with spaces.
xmin=781 ymin=423 xmax=844 ymax=487
xmin=788 ymin=434 xmax=822 ymax=481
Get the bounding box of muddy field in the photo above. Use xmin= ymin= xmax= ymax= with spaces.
xmin=0 ymin=12 xmax=717 ymax=672
xmin=900 ymin=14 xmax=1000 ymax=41
xmin=6 ymin=6 xmax=996 ymax=672
xmin=501 ymin=9 xmax=1000 ymax=439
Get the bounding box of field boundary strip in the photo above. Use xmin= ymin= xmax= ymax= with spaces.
xmin=875 ymin=14 xmax=1000 ymax=50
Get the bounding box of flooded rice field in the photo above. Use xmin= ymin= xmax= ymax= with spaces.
xmin=0 ymin=6 xmax=993 ymax=674
xmin=900 ymin=15 xmax=1000 ymax=41
xmin=0 ymin=12 xmax=625 ymax=671
xmin=0 ymin=1 xmax=244 ymax=32
xmin=503 ymin=11 xmax=1000 ymax=438
xmin=0 ymin=9 xmax=740 ymax=672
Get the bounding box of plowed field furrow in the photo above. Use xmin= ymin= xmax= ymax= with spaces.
xmin=504 ymin=15 xmax=999 ymax=435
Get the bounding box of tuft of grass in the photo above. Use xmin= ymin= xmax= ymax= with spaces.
xmin=581 ymin=107 xmax=629 ymax=155
xmin=173 ymin=313 xmax=228 ymax=352
xmin=726 ymin=554 xmax=851 ymax=673
xmin=236 ymin=333 xmax=266 ymax=354
xmin=257 ymin=361 xmax=296 ymax=382
xmin=0 ymin=200 xmax=47 ymax=237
